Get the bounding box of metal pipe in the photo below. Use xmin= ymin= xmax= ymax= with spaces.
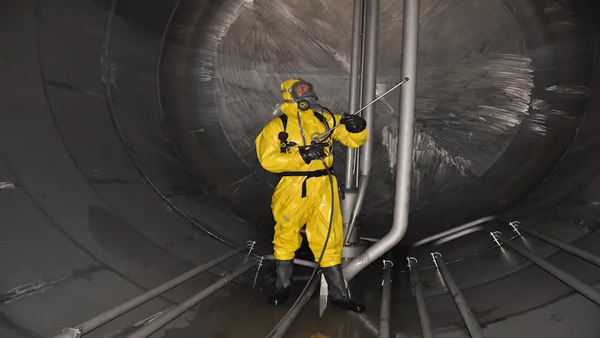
xmin=346 ymin=175 xmax=369 ymax=241
xmin=432 ymin=225 xmax=488 ymax=247
xmin=347 ymin=225 xmax=364 ymax=244
xmin=344 ymin=0 xmax=419 ymax=281
xmin=494 ymin=233 xmax=600 ymax=306
xmin=411 ymin=215 xmax=496 ymax=248
xmin=361 ymin=236 xmax=381 ymax=243
xmin=345 ymin=0 xmax=378 ymax=241
xmin=263 ymin=254 xmax=318 ymax=268
xmin=407 ymin=258 xmax=434 ymax=338
xmin=345 ymin=0 xmax=365 ymax=190
xmin=124 ymin=259 xmax=257 ymax=338
xmin=379 ymin=256 xmax=393 ymax=338
xmin=358 ymin=0 xmax=378 ymax=177
xmin=518 ymin=226 xmax=600 ymax=268
xmin=351 ymin=312 xmax=379 ymax=337
xmin=342 ymin=191 xmax=358 ymax=241
xmin=355 ymin=150 xmax=361 ymax=187
xmin=266 ymin=272 xmax=321 ymax=338
xmin=432 ymin=253 xmax=484 ymax=338
xmin=54 ymin=243 xmax=250 ymax=338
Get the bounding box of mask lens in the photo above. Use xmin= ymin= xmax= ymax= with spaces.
xmin=294 ymin=83 xmax=312 ymax=98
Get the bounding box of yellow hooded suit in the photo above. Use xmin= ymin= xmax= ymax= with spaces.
xmin=255 ymin=79 xmax=368 ymax=267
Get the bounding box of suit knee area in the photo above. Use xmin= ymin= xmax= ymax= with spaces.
xmin=317 ymin=255 xmax=342 ymax=268
xmin=274 ymin=251 xmax=296 ymax=261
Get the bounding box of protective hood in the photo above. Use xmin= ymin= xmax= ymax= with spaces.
xmin=280 ymin=78 xmax=301 ymax=102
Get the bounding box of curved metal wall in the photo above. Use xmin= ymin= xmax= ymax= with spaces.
xmin=160 ymin=0 xmax=591 ymax=242
xmin=1 ymin=0 xmax=600 ymax=337
xmin=0 ymin=1 xmax=261 ymax=337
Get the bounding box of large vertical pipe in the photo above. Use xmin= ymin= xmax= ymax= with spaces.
xmin=344 ymin=0 xmax=419 ymax=281
xmin=345 ymin=0 xmax=379 ymax=241
xmin=432 ymin=254 xmax=484 ymax=338
xmin=358 ymin=0 xmax=379 ymax=176
xmin=343 ymin=0 xmax=366 ymax=243
xmin=345 ymin=0 xmax=365 ymax=190
xmin=407 ymin=258 xmax=434 ymax=338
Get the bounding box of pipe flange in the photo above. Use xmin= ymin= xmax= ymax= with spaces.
xmin=342 ymin=240 xmax=369 ymax=258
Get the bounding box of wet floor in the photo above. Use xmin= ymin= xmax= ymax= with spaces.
xmin=157 ymin=260 xmax=388 ymax=338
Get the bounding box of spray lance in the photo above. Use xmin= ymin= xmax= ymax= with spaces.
xmin=309 ymin=77 xmax=410 ymax=144
xmin=280 ymin=77 xmax=410 ymax=157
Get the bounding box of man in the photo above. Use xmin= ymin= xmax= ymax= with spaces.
xmin=255 ymin=78 xmax=368 ymax=313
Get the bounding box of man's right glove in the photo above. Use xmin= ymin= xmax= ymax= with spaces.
xmin=340 ymin=113 xmax=367 ymax=133
xmin=299 ymin=144 xmax=327 ymax=164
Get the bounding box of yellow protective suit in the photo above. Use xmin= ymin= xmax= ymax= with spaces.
xmin=255 ymin=79 xmax=368 ymax=268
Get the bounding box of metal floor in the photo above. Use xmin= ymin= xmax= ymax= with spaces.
xmin=1 ymin=0 xmax=600 ymax=337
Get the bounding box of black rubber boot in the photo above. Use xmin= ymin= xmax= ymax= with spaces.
xmin=322 ymin=264 xmax=366 ymax=313
xmin=267 ymin=259 xmax=294 ymax=306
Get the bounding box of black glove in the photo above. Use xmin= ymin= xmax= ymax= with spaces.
xmin=340 ymin=113 xmax=366 ymax=133
xmin=299 ymin=144 xmax=327 ymax=164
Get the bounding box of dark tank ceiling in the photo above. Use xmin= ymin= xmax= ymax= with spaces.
xmin=161 ymin=0 xmax=590 ymax=240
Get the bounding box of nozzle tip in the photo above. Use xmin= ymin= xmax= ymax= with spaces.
xmin=404 ymin=77 xmax=409 ymax=82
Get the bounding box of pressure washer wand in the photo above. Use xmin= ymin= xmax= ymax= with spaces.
xmin=350 ymin=77 xmax=410 ymax=117
xmin=311 ymin=77 xmax=409 ymax=142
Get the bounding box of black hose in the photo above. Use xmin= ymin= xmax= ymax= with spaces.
xmin=265 ymin=129 xmax=337 ymax=338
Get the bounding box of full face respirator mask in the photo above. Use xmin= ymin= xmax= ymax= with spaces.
xmin=289 ymin=80 xmax=320 ymax=111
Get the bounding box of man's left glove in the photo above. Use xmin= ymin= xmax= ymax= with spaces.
xmin=340 ymin=113 xmax=367 ymax=133
xmin=299 ymin=143 xmax=327 ymax=164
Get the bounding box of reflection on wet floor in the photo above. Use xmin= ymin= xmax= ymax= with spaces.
xmin=158 ymin=260 xmax=385 ymax=338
